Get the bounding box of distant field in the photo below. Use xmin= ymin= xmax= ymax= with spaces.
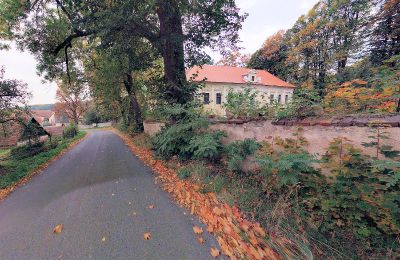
xmin=29 ymin=104 xmax=54 ymax=110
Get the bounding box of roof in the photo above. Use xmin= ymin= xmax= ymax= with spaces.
xmin=186 ymin=65 xmax=295 ymax=88
xmin=31 ymin=110 xmax=54 ymax=124
xmin=31 ymin=110 xmax=54 ymax=118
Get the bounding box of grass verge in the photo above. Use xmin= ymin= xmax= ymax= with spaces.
xmin=0 ymin=131 xmax=87 ymax=200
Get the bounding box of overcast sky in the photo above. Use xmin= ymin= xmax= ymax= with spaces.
xmin=0 ymin=0 xmax=318 ymax=105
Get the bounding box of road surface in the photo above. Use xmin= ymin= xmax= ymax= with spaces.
xmin=0 ymin=130 xmax=218 ymax=259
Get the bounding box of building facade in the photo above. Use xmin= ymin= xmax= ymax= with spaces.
xmin=186 ymin=65 xmax=296 ymax=116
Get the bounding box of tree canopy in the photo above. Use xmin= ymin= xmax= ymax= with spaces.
xmin=0 ymin=66 xmax=31 ymax=124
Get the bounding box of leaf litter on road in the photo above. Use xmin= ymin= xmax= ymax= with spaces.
xmin=116 ymin=131 xmax=282 ymax=259
xmin=210 ymin=247 xmax=220 ymax=257
xmin=143 ymin=232 xmax=151 ymax=240
xmin=53 ymin=224 xmax=63 ymax=234
xmin=193 ymin=226 xmax=203 ymax=234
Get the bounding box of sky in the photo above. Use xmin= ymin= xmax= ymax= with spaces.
xmin=0 ymin=0 xmax=318 ymax=105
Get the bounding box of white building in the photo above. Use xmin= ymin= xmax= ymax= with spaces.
xmin=186 ymin=65 xmax=296 ymax=116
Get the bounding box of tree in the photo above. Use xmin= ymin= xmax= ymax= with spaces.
xmin=0 ymin=66 xmax=31 ymax=124
xmin=216 ymin=51 xmax=250 ymax=67
xmin=248 ymin=30 xmax=289 ymax=79
xmin=370 ymin=0 xmax=400 ymax=65
xmin=249 ymin=0 xmax=372 ymax=95
xmin=54 ymin=75 xmax=88 ymax=125
xmin=81 ymin=37 xmax=158 ymax=132
xmin=3 ymin=0 xmax=246 ymax=104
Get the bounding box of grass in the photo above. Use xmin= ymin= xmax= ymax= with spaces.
xmin=0 ymin=149 xmax=10 ymax=159
xmin=0 ymin=131 xmax=86 ymax=189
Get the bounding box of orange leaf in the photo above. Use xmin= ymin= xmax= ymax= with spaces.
xmin=148 ymin=204 xmax=155 ymax=209
xmin=143 ymin=232 xmax=151 ymax=240
xmin=193 ymin=226 xmax=203 ymax=234
xmin=210 ymin=247 xmax=220 ymax=257
xmin=212 ymin=207 xmax=223 ymax=216
xmin=197 ymin=236 xmax=205 ymax=244
xmin=53 ymin=224 xmax=63 ymax=234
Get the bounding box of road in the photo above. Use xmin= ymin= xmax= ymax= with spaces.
xmin=0 ymin=130 xmax=218 ymax=259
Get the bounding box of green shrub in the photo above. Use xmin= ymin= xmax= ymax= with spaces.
xmin=152 ymin=103 xmax=226 ymax=161
xmin=257 ymin=152 xmax=320 ymax=189
xmin=274 ymin=88 xmax=322 ymax=120
xmin=177 ymin=167 xmax=191 ymax=180
xmin=223 ymin=87 xmax=269 ymax=119
xmin=10 ymin=142 xmax=46 ymax=159
xmin=63 ymin=123 xmax=78 ymax=138
xmin=317 ymin=145 xmax=400 ymax=241
xmin=224 ymin=139 xmax=260 ymax=172
xmin=186 ymin=131 xmax=226 ymax=160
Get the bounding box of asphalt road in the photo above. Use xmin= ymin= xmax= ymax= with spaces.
xmin=0 ymin=130 xmax=218 ymax=260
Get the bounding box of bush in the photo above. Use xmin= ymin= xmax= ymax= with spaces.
xmin=223 ymin=87 xmax=269 ymax=119
xmin=152 ymin=103 xmax=226 ymax=161
xmin=10 ymin=142 xmax=46 ymax=159
xmin=274 ymin=88 xmax=322 ymax=120
xmin=63 ymin=123 xmax=78 ymax=138
xmin=316 ymin=142 xmax=400 ymax=242
xmin=224 ymin=139 xmax=260 ymax=172
xmin=177 ymin=167 xmax=191 ymax=180
xmin=186 ymin=131 xmax=226 ymax=160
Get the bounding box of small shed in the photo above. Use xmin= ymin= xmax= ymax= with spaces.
xmin=20 ymin=118 xmax=51 ymax=145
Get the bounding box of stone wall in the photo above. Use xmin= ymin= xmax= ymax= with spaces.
xmin=144 ymin=121 xmax=165 ymax=137
xmin=209 ymin=120 xmax=400 ymax=158
xmin=144 ymin=115 xmax=400 ymax=158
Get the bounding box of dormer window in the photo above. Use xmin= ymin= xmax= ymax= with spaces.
xmin=244 ymin=70 xmax=259 ymax=83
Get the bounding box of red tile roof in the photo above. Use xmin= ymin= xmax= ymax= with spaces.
xmin=186 ymin=65 xmax=295 ymax=88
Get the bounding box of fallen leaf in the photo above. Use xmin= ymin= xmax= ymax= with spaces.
xmin=193 ymin=226 xmax=203 ymax=234
xmin=143 ymin=232 xmax=151 ymax=240
xmin=197 ymin=236 xmax=205 ymax=244
xmin=210 ymin=247 xmax=220 ymax=257
xmin=148 ymin=204 xmax=155 ymax=209
xmin=101 ymin=236 xmax=106 ymax=242
xmin=53 ymin=224 xmax=63 ymax=234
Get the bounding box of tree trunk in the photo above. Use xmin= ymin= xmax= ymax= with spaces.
xmin=337 ymin=58 xmax=347 ymax=73
xmin=156 ymin=1 xmax=192 ymax=104
xmin=123 ymin=73 xmax=144 ymax=132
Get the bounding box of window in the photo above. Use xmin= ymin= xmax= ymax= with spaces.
xmin=203 ymin=93 xmax=210 ymax=104
xmin=251 ymin=75 xmax=255 ymax=81
xmin=278 ymin=94 xmax=282 ymax=104
xmin=285 ymin=95 xmax=289 ymax=104
xmin=216 ymin=93 xmax=222 ymax=104
xmin=269 ymin=94 xmax=274 ymax=105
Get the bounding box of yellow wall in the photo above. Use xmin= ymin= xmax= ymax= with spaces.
xmin=197 ymin=83 xmax=295 ymax=116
